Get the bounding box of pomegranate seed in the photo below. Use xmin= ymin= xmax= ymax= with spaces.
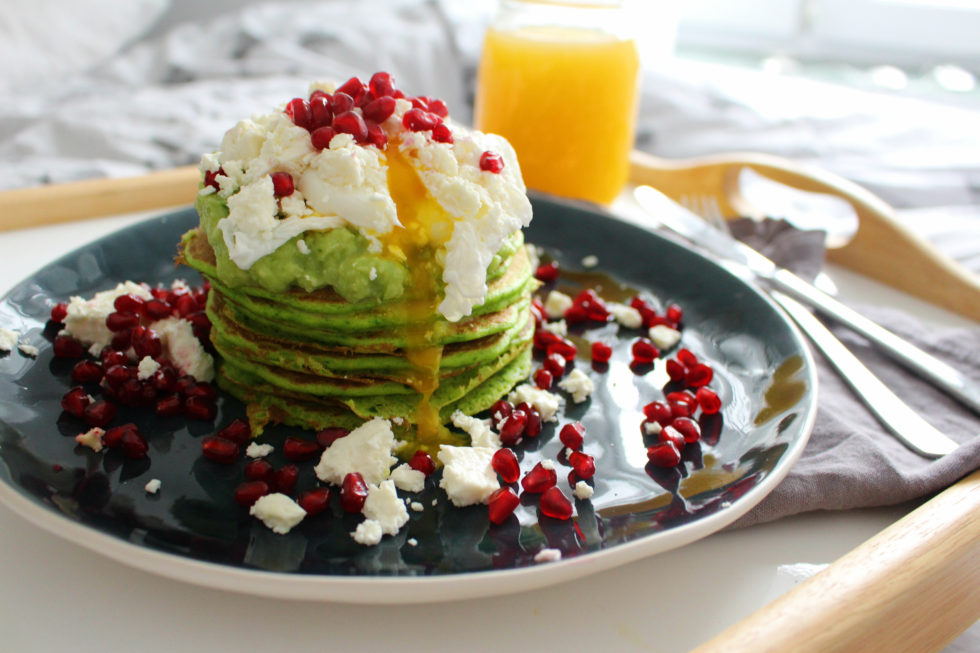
xmin=408 ymin=450 xmax=436 ymax=476
xmin=569 ymin=451 xmax=596 ymax=479
xmin=184 ymin=382 xmax=217 ymax=401
xmin=428 ymin=98 xmax=449 ymax=118
xmin=103 ymin=364 xmax=134 ymax=388
xmin=316 ymin=426 xmax=350 ymax=448
xmin=487 ymin=486 xmax=520 ymax=524
xmin=559 ymin=422 xmax=585 ymax=450
xmin=132 ymin=327 xmax=162 ymax=359
xmin=365 ymin=122 xmax=387 ymax=149
xmin=270 ymin=171 xmax=294 ymax=197
xmin=666 ymin=303 xmax=683 ymax=323
xmin=647 ymin=442 xmax=681 ymax=467
xmin=659 ymin=426 xmax=686 ymax=450
xmin=283 ymin=436 xmax=319 ymax=462
xmin=539 ymin=486 xmax=572 ymax=520
xmin=110 ymin=330 xmax=132 ymax=351
xmin=591 ymin=341 xmax=613 ymax=363
xmin=330 ymin=92 xmax=355 ymax=115
xmin=368 ymin=71 xmax=394 ymax=98
xmin=53 ymin=335 xmax=85 ymax=359
xmin=491 ymin=448 xmax=520 ymax=484
xmin=120 ymin=429 xmax=149 ymax=459
xmin=285 ymin=98 xmax=313 ymax=130
xmin=309 ymin=89 xmax=330 ymax=101
xmin=533 ymin=329 xmax=561 ymax=350
xmin=677 ymin=348 xmax=698 ymax=367
xmin=105 ymin=311 xmax=139 ymax=332
xmin=586 ymin=303 xmax=610 ymax=322
xmin=667 ymin=390 xmax=697 ymax=409
xmin=101 ymin=348 xmax=127 ymax=368
xmin=564 ymin=303 xmax=589 ymax=324
xmin=50 ymin=302 xmax=68 ymax=322
xmin=71 ymin=360 xmax=103 ymax=384
xmin=671 ymin=416 xmax=702 ymax=443
xmin=631 ymin=338 xmax=660 ymax=364
xmin=273 ymin=465 xmax=299 ymax=496
xmin=309 ymin=94 xmax=333 ymax=128
xmin=490 ymin=399 xmax=514 ymax=421
xmin=534 ymin=262 xmax=559 ymax=282
xmin=336 ymin=77 xmax=365 ymax=102
xmin=144 ymin=299 xmax=172 ymax=320
xmin=298 ymin=487 xmax=332 ymax=516
xmin=185 ymin=396 xmax=217 ymax=421
xmin=518 ymin=403 xmax=543 ymax=437
xmin=479 ymin=150 xmax=504 ymax=173
xmin=115 ymin=378 xmax=142 ymax=407
xmin=234 ymin=481 xmax=270 ymax=507
xmin=155 ymin=394 xmax=183 ymax=417
xmin=113 ymin=294 xmax=145 ymax=314
xmin=431 ymin=122 xmax=453 ymax=143
xmin=217 ymin=418 xmax=251 ymax=445
xmin=410 ymin=96 xmax=430 ymax=110
xmin=341 ymin=472 xmax=369 ymax=513
xmin=150 ymin=287 xmax=169 ymax=301
xmin=643 ymin=400 xmax=673 ymax=425
xmin=103 ymin=423 xmax=137 ymax=448
xmin=402 ymin=108 xmax=440 ymax=132
xmin=685 ymin=363 xmax=714 ymax=387
xmin=546 ymin=339 xmax=577 ymax=362
xmin=521 ymin=462 xmax=557 ymax=493
xmin=697 ymin=387 xmax=722 ymax=414
xmin=201 ymin=436 xmax=239 ymax=464
xmin=61 ymin=387 xmax=92 ymax=417
xmin=332 ymin=111 xmax=368 ymax=142
xmin=499 ymin=409 xmax=528 ymax=446
xmin=150 ymin=366 xmax=177 ymax=393
xmin=173 ymin=375 xmax=196 ymax=395
xmin=666 ymin=358 xmax=687 ymax=382
xmin=362 ymin=96 xmax=396 ymax=123
xmin=533 ymin=368 xmax=553 ymax=390
xmin=83 ymin=400 xmax=116 ymax=427
xmin=244 ymin=459 xmax=274 ymax=482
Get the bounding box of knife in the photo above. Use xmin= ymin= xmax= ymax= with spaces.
xmin=634 ymin=184 xmax=980 ymax=419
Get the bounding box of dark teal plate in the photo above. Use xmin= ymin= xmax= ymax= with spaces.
xmin=0 ymin=196 xmax=816 ymax=602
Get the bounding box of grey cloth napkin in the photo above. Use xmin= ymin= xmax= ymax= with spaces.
xmin=726 ymin=218 xmax=980 ymax=528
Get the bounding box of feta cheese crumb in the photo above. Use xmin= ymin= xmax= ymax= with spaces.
xmin=250 ymin=493 xmax=306 ymax=534
xmin=543 ymin=290 xmax=573 ymax=320
xmin=410 ymin=501 xmax=424 ymax=512
xmin=451 ymin=410 xmax=500 ymax=449
xmin=508 ymin=384 xmax=562 ymax=422
xmin=75 ymin=427 xmax=105 ymax=452
xmin=407 ymin=537 xmax=418 ymax=546
xmin=437 ymin=445 xmax=499 ymax=507
xmin=18 ymin=343 xmax=38 ymax=357
xmin=643 ymin=420 xmax=663 ymax=436
xmin=145 ymin=478 xmax=162 ymax=494
xmin=649 ymin=324 xmax=682 ymax=350
xmin=541 ymin=319 xmax=567 ymax=337
xmin=573 ymin=480 xmax=594 ymax=500
xmin=296 ymin=239 xmax=311 ymax=255
xmin=581 ymin=254 xmax=599 ymax=268
xmin=534 ymin=548 xmax=563 ymax=563
xmin=362 ymin=480 xmax=409 ymax=535
xmin=608 ymin=302 xmax=643 ymax=329
xmin=136 ymin=356 xmax=160 ymax=380
xmin=540 ymin=459 xmax=555 ymax=471
xmin=246 ymin=442 xmax=274 ymax=458
xmin=390 ymin=463 xmax=425 ymax=493
xmin=0 ymin=328 xmax=20 ymax=352
xmin=352 ymin=519 xmax=384 ymax=546
xmin=558 ymin=369 xmax=594 ymax=403
xmin=314 ymin=417 xmax=397 ymax=485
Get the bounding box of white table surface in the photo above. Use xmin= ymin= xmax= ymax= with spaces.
xmin=0 ymin=207 xmax=972 ymax=653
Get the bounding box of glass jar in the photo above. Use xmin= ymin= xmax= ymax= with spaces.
xmin=474 ymin=0 xmax=641 ymax=205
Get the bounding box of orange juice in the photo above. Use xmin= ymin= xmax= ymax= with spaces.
xmin=475 ymin=25 xmax=640 ymax=205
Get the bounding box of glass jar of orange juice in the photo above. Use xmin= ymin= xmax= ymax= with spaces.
xmin=475 ymin=0 xmax=641 ymax=205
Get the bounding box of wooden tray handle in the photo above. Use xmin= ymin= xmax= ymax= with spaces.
xmin=630 ymin=150 xmax=980 ymax=323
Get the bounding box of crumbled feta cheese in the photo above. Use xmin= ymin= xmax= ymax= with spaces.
xmin=390 ymin=463 xmax=425 ymax=493
xmin=0 ymin=328 xmax=18 ymax=352
xmin=352 ymin=519 xmax=384 ymax=546
xmin=136 ymin=356 xmax=160 ymax=380
xmin=608 ymin=302 xmax=643 ymax=329
xmin=410 ymin=501 xmax=424 ymax=512
xmin=314 ymin=417 xmax=397 ymax=485
xmin=451 ymin=410 xmax=500 ymax=449
xmin=63 ymin=281 xmax=153 ymax=350
xmin=540 ymin=459 xmax=555 ymax=471
xmin=17 ymin=343 xmax=38 ymax=357
xmin=543 ymin=290 xmax=573 ymax=320
xmin=246 ymin=442 xmax=274 ymax=459
xmin=581 ymin=255 xmax=599 ymax=268
xmin=151 ymin=317 xmax=215 ymax=382
xmin=643 ymin=421 xmax=663 ymax=436
xmin=145 ymin=478 xmax=162 ymax=494
xmin=541 ymin=319 xmax=567 ymax=337
xmin=75 ymin=427 xmax=105 ymax=452
xmin=508 ymin=384 xmax=562 ymax=422
xmin=362 ymin=480 xmax=409 ymax=536
xmin=296 ymin=239 xmax=311 ymax=255
xmin=534 ymin=548 xmax=563 ymax=563
xmin=437 ymin=445 xmax=499 ymax=507
xmin=407 ymin=537 xmax=418 ymax=546
xmin=250 ymin=493 xmax=306 ymax=534
xmin=649 ymin=324 xmax=682 ymax=350
xmin=573 ymin=481 xmax=594 ymax=500
xmin=558 ymin=369 xmax=594 ymax=403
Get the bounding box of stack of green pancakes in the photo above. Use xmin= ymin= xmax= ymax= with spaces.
xmin=179 ymin=193 xmax=536 ymax=447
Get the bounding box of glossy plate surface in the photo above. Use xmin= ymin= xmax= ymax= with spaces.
xmin=0 ymin=197 xmax=816 ymax=603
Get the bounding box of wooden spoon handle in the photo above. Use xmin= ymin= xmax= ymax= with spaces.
xmin=0 ymin=165 xmax=199 ymax=231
